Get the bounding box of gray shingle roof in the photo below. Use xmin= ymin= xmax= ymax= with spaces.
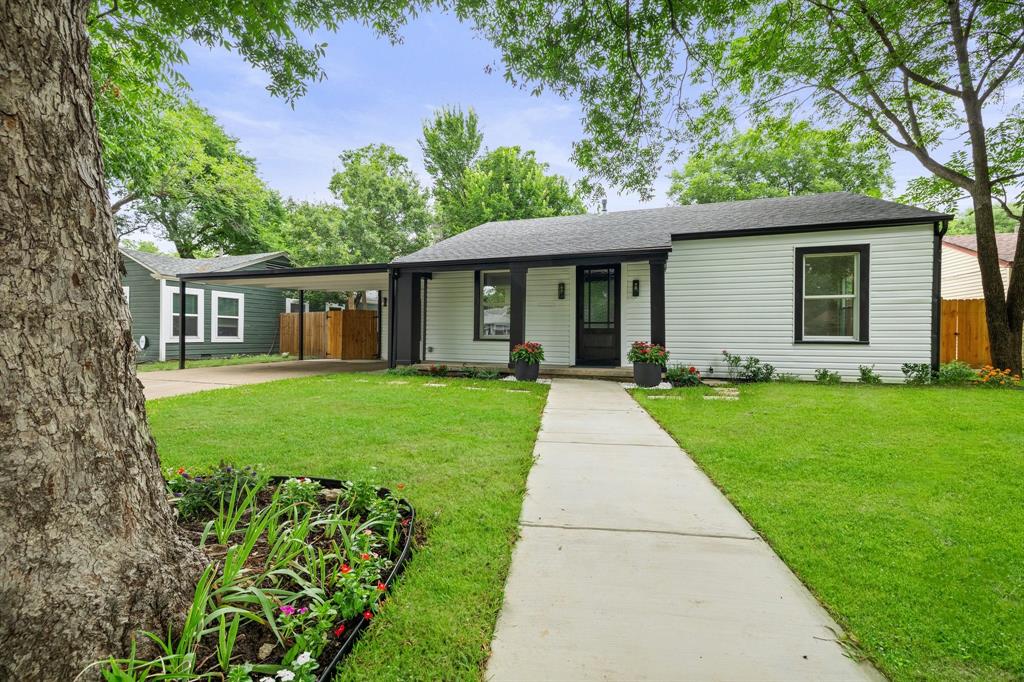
xmin=944 ymin=233 xmax=1017 ymax=264
xmin=394 ymin=192 xmax=950 ymax=265
xmin=120 ymin=248 xmax=288 ymax=276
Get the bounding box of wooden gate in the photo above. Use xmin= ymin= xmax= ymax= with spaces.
xmin=280 ymin=310 xmax=378 ymax=359
xmin=940 ymin=299 xmax=990 ymax=366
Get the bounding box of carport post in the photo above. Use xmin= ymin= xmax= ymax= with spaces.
xmin=178 ymin=279 xmax=186 ymax=369
xmin=298 ymin=290 xmax=305 ymax=361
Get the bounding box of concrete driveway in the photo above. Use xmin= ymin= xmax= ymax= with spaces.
xmin=486 ymin=379 xmax=880 ymax=682
xmin=139 ymin=359 xmax=386 ymax=399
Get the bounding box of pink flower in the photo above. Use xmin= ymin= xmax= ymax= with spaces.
xmin=280 ymin=605 xmax=296 ymax=616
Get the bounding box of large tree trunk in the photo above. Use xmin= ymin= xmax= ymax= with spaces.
xmin=0 ymin=2 xmax=205 ymax=679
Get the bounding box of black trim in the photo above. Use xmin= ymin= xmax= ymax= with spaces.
xmin=649 ymin=256 xmax=667 ymax=347
xmin=575 ymin=264 xmax=621 ymax=366
xmin=673 ymin=216 xmax=951 ymax=242
xmin=178 ymin=262 xmax=390 ymax=281
xmin=421 ymin=277 xmax=428 ymax=360
xmin=794 ymin=244 xmax=870 ymax=344
xmin=178 ymin=280 xmax=186 ymax=369
xmin=387 ymin=267 xmax=397 ymax=368
xmin=932 ymin=220 xmax=949 ymax=371
xmin=509 ymin=265 xmax=528 ymax=365
xmin=376 ymin=289 xmax=383 ymax=359
xmin=397 ymin=248 xmax=670 ymax=273
xmin=298 ymin=290 xmax=305 ymax=360
xmin=473 ymin=268 xmax=513 ymax=342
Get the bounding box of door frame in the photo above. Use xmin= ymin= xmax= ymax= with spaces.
xmin=575 ymin=264 xmax=621 ymax=366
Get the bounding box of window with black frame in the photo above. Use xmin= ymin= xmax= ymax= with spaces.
xmin=478 ymin=270 xmax=511 ymax=340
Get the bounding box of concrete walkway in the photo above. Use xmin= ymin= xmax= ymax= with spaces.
xmin=487 ymin=379 xmax=878 ymax=682
xmin=140 ymin=359 xmax=386 ymax=399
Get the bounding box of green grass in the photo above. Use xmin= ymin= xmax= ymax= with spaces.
xmin=137 ymin=353 xmax=293 ymax=372
xmin=147 ymin=373 xmax=548 ymax=680
xmin=632 ymin=383 xmax=1024 ymax=681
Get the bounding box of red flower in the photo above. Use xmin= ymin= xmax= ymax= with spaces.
xmin=377 ymin=581 xmax=387 ymax=591
xmin=396 ymin=483 xmax=406 ymax=490
xmin=360 ymin=553 xmax=370 ymax=561
xmin=400 ymin=517 xmax=410 ymax=527
xmin=363 ymin=610 xmax=374 ymax=620
xmin=176 ymin=467 xmax=186 ymax=475
xmin=688 ymin=366 xmax=696 ymax=373
xmin=334 ymin=623 xmax=346 ymax=637
xmin=341 ymin=563 xmax=352 ymax=574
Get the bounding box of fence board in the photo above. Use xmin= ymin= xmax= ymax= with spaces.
xmin=941 ymin=299 xmax=990 ymax=367
xmin=280 ymin=310 xmax=378 ymax=360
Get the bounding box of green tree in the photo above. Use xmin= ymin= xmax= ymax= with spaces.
xmin=462 ymin=0 xmax=1024 ymax=372
xmin=3 ymin=1 xmax=417 ymax=678
xmin=420 ymin=106 xmax=483 ymax=216
xmin=118 ymin=238 xmax=172 ymax=255
xmin=328 ymin=144 xmax=435 ymax=262
xmin=668 ymin=117 xmax=893 ymax=205
xmin=444 ymin=146 xmax=586 ymax=234
xmin=948 ymin=206 xmax=1021 ymax=235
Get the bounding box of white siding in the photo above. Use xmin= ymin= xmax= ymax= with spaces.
xmin=620 ymin=261 xmax=651 ymax=365
xmin=665 ymin=225 xmax=935 ymax=382
xmin=423 ymin=266 xmax=574 ymax=365
xmin=941 ymin=245 xmax=1010 ymax=299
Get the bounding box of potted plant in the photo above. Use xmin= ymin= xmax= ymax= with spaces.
xmin=627 ymin=341 xmax=668 ymax=387
xmin=510 ymin=341 xmax=545 ymax=381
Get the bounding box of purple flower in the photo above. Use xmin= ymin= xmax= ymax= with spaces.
xmin=280 ymin=605 xmax=297 ymax=616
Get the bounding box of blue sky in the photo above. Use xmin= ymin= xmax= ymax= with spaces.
xmin=177 ymin=11 xmax=969 ymax=216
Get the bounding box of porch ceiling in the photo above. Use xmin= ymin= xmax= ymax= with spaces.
xmin=178 ymin=264 xmax=389 ymax=292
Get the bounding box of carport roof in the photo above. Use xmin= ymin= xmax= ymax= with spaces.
xmin=178 ymin=263 xmax=389 ymax=292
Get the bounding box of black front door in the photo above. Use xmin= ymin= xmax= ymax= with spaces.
xmin=576 ymin=265 xmax=620 ymax=366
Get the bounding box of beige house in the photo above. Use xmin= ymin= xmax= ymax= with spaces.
xmin=942 ymin=234 xmax=1016 ymax=299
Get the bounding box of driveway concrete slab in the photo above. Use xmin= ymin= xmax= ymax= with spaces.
xmin=487 ymin=379 xmax=878 ymax=682
xmin=140 ymin=360 xmax=385 ymax=399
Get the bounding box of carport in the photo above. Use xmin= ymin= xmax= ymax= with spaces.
xmin=176 ymin=263 xmax=392 ymax=370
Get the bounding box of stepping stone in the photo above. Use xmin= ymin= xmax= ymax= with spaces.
xmin=506 ymin=389 xmax=530 ymax=393
xmin=387 ymin=380 xmax=409 ymax=385
xmin=704 ymin=395 xmax=739 ymax=401
xmin=424 ymin=383 xmax=448 ymax=387
xmin=464 ymin=386 xmax=486 ymax=391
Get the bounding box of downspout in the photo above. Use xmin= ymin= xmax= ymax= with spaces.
xmin=178 ymin=279 xmax=186 ymax=369
xmin=931 ymin=219 xmax=949 ymax=373
xmin=298 ymin=290 xmax=305 ymax=361
xmin=387 ymin=267 xmax=397 ymax=368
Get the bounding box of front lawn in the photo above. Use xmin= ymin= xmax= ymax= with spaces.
xmin=148 ymin=373 xmax=548 ymax=680
xmin=137 ymin=353 xmax=292 ymax=372
xmin=633 ymin=383 xmax=1024 ymax=682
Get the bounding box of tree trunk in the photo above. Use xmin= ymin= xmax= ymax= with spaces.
xmin=0 ymin=2 xmax=205 ymax=679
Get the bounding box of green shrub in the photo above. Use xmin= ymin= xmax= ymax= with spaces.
xmin=776 ymin=373 xmax=801 ymax=383
xmin=936 ymin=361 xmax=977 ymax=385
xmin=814 ymin=368 xmax=841 ymax=385
xmin=901 ymin=362 xmax=934 ymax=385
xmin=167 ymin=463 xmax=263 ymax=521
xmin=742 ymin=356 xmax=776 ymax=382
xmin=665 ymin=364 xmax=702 ymax=386
xmin=858 ymin=365 xmax=882 ymax=385
xmin=427 ymin=364 xmax=449 ymax=376
xmin=386 ymin=366 xmax=420 ymax=377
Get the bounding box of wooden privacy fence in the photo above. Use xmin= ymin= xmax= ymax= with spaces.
xmin=279 ymin=310 xmax=379 ymax=360
xmin=940 ymin=299 xmax=990 ymax=366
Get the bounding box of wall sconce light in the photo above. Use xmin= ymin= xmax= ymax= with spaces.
xmin=632 ymin=279 xmax=640 ymax=297
xmin=382 ymin=297 xmax=388 ymax=307
xmin=558 ymin=282 xmax=566 ymax=299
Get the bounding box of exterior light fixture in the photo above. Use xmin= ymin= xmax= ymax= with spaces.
xmin=558 ymin=282 xmax=566 ymax=299
xmin=632 ymin=279 xmax=640 ymax=297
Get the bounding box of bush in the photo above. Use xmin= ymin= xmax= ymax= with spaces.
xmin=742 ymin=356 xmax=776 ymax=382
xmin=462 ymin=366 xmax=501 ymax=380
xmin=665 ymin=364 xmax=702 ymax=387
xmin=936 ymin=360 xmax=978 ymax=385
xmin=858 ymin=365 xmax=882 ymax=385
xmin=386 ymin=366 xmax=419 ymax=377
xmin=427 ymin=363 xmax=449 ymax=376
xmin=776 ymin=373 xmax=801 ymax=383
xmin=627 ymin=341 xmax=669 ymax=366
xmin=901 ymin=363 xmax=934 ymax=385
xmin=815 ymin=368 xmax=841 ymax=385
xmin=167 ymin=462 xmax=263 ymax=521
xmin=721 ymin=350 xmax=743 ymax=380
xmin=510 ymin=341 xmax=545 ymax=364
xmin=976 ymin=365 xmax=1022 ymax=388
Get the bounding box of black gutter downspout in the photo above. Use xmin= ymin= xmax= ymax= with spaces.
xmin=178 ymin=279 xmax=187 ymax=369
xmin=508 ymin=264 xmax=528 ymax=367
xmin=376 ymin=289 xmax=383 ymax=359
xmin=931 ymin=220 xmax=949 ymax=373
xmin=298 ymin=290 xmax=305 ymax=361
xmin=387 ymin=267 xmax=397 ymax=368
xmin=649 ymin=256 xmax=667 ymax=347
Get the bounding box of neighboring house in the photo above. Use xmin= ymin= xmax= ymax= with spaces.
xmin=386 ymin=192 xmax=950 ymax=382
xmin=941 ymin=233 xmax=1017 ymax=299
xmin=120 ymin=248 xmax=291 ymax=362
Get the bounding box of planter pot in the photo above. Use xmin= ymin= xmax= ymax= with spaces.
xmin=633 ymin=361 xmax=663 ymax=387
xmin=514 ymin=359 xmax=540 ymax=382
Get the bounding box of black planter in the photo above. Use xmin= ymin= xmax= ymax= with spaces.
xmin=633 ymin=361 xmax=663 ymax=387
xmin=514 ymin=359 xmax=540 ymax=382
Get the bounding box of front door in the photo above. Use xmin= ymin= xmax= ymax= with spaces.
xmin=576 ymin=265 xmax=620 ymax=366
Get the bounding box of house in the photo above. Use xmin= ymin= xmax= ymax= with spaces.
xmin=120 ymin=248 xmax=291 ymax=362
xmin=386 ymin=192 xmax=950 ymax=382
xmin=941 ymin=233 xmax=1017 ymax=299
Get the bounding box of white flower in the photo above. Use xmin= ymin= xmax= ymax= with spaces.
xmin=294 ymin=651 xmax=312 ymax=666
xmin=260 ymin=678 xmax=275 ymax=682
xmin=276 ymin=671 xmax=295 ymax=681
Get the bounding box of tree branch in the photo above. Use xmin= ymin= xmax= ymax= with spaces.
xmin=110 ymin=192 xmax=139 ymax=214
xmin=979 ymin=37 xmax=1024 ymax=103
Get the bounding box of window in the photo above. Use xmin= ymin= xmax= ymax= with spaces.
xmin=163 ymin=284 xmax=204 ymax=343
xmin=795 ymin=245 xmax=869 ymax=343
xmin=475 ymin=270 xmax=511 ymax=340
xmin=122 ymin=286 xmax=129 ymax=304
xmin=212 ymin=291 xmax=244 ymax=342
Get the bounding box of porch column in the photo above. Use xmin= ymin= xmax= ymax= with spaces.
xmin=393 ymin=269 xmax=422 ymax=365
xmin=178 ymin=279 xmax=186 ymax=369
xmin=298 ymin=290 xmax=305 ymax=360
xmin=509 ymin=264 xmax=528 ymax=365
xmin=649 ymin=256 xmax=666 ymax=347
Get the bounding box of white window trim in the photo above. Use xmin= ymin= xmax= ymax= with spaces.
xmin=211 ymin=291 xmax=245 ymax=342
xmin=802 ymin=251 xmax=860 ymax=342
xmin=285 ymin=297 xmax=309 ymax=313
xmin=122 ymin=285 xmax=130 ymax=304
xmin=162 ymin=282 xmax=205 ymax=343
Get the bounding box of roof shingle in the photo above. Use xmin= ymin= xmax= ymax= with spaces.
xmin=943 ymin=233 xmax=1017 ymax=264
xmin=120 ymin=248 xmax=288 ymax=276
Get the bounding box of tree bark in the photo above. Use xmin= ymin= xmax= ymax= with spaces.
xmin=0 ymin=2 xmax=205 ymax=679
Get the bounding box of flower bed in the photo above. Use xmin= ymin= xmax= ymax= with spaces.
xmin=100 ymin=465 xmax=414 ymax=682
